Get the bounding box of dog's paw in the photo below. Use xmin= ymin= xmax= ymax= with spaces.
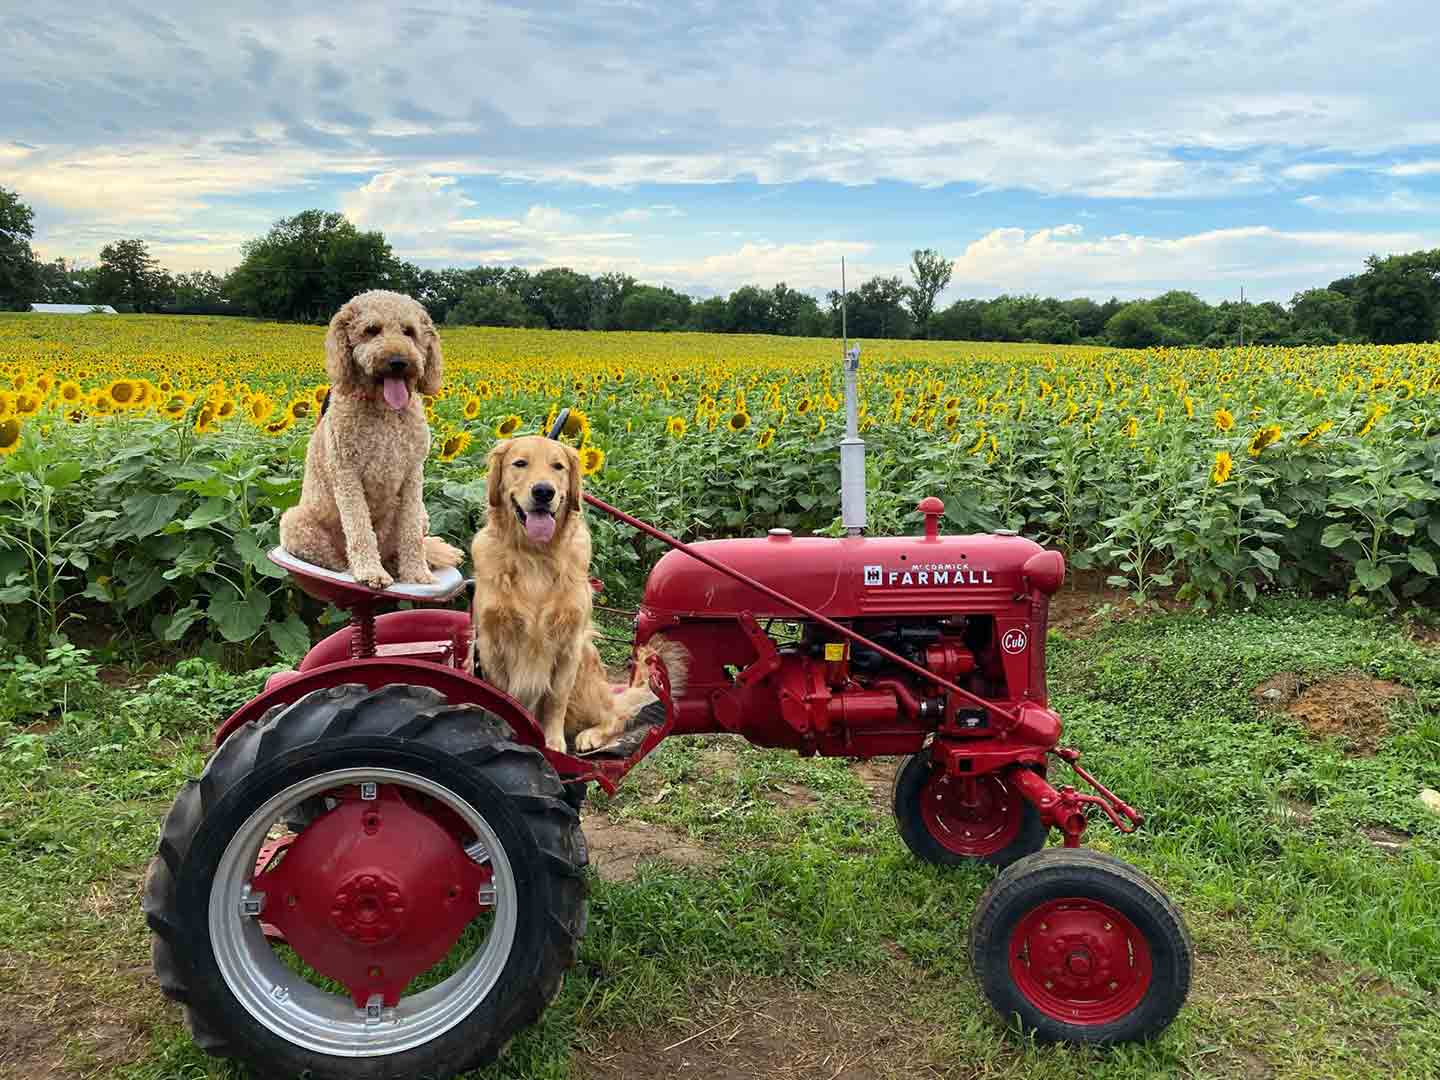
xmin=544 ymin=732 xmax=568 ymax=754
xmin=572 ymin=727 xmax=612 ymax=753
xmin=354 ymin=564 xmax=393 ymax=590
xmin=396 ymin=565 xmax=436 ymax=585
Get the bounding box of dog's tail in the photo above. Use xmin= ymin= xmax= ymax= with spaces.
xmin=424 ymin=535 xmax=464 ymax=569
xmin=629 ymin=635 xmax=690 ymax=698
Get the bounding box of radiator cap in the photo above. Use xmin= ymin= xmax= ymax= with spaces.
xmin=767 ymin=528 xmax=793 ymax=542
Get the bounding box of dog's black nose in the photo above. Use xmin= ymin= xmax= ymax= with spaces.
xmin=387 ymin=356 xmax=409 ymax=374
xmin=531 ymin=482 xmax=555 ymax=505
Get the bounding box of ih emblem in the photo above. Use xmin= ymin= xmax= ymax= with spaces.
xmin=863 ymin=565 xmax=884 ymax=586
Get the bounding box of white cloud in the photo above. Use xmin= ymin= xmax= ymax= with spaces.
xmin=1386 ymin=160 xmax=1440 ymax=177
xmin=604 ymin=204 xmax=685 ymax=224
xmin=1281 ymin=163 xmax=1355 ymax=181
xmin=947 ymin=223 xmax=1429 ymax=301
xmin=1296 ymin=189 xmax=1439 ymax=213
xmin=341 ymin=171 xmax=476 ymax=232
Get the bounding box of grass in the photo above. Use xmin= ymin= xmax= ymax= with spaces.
xmin=1 ymin=596 xmax=1437 ymax=1078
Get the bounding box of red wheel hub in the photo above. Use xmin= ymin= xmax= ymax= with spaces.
xmin=919 ymin=771 xmax=1022 ymax=857
xmin=1008 ymin=897 xmax=1153 ymax=1024
xmin=252 ymin=785 xmax=493 ymax=1007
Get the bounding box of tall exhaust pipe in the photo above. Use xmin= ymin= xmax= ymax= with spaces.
xmin=839 ymin=257 xmax=866 ymax=535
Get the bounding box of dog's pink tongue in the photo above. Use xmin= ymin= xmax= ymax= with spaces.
xmin=382 ymin=376 xmax=410 ymax=411
xmin=526 ymin=512 xmax=557 ymax=543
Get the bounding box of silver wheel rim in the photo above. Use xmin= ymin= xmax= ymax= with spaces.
xmin=208 ymin=766 xmax=519 ymax=1058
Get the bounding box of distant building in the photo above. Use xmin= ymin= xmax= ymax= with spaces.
xmin=28 ymin=303 xmax=118 ymax=314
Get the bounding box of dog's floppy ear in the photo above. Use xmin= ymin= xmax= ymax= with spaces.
xmin=418 ymin=313 xmax=444 ymax=396
xmin=324 ymin=299 xmax=360 ymax=391
xmin=486 ymin=440 xmax=510 ymax=507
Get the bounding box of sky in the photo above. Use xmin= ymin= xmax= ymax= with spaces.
xmin=4 ymin=0 xmax=1440 ymax=304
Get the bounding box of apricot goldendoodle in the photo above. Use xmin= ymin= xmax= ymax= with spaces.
xmin=279 ymin=290 xmax=461 ymax=589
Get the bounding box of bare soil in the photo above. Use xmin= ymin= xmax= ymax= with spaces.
xmin=849 ymin=759 xmax=899 ymax=811
xmin=578 ymin=974 xmax=944 ymax=1080
xmin=761 ymin=782 xmax=818 ymax=809
xmin=1253 ymin=672 xmax=1413 ymax=754
xmin=1047 ymin=570 xmax=1183 ymax=638
xmin=581 ymin=810 xmax=717 ymax=883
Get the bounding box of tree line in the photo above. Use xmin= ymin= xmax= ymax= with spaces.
xmin=3 ymin=185 xmax=1437 ymax=345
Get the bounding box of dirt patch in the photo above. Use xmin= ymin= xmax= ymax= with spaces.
xmin=849 ymin=759 xmax=898 ymax=811
xmin=1361 ymin=825 xmax=1412 ymax=853
xmin=582 ymin=810 xmax=716 ymax=883
xmin=579 ymin=975 xmax=943 ymax=1080
xmin=0 ymin=950 xmax=152 ymax=1080
xmin=1253 ymin=672 xmax=1413 ymax=754
xmin=761 ymin=783 xmax=818 ymax=810
xmin=1047 ymin=570 xmax=1183 ymax=638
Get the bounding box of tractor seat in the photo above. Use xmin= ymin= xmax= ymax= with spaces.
xmin=267 ymin=547 xmax=468 ymax=607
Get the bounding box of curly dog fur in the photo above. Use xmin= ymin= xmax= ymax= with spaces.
xmin=279 ymin=290 xmax=462 ymax=589
xmin=470 ymin=435 xmax=687 ymax=753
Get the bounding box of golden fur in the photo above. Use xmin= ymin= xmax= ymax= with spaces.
xmin=470 ymin=435 xmax=686 ymax=753
xmin=279 ymin=290 xmax=462 ymax=589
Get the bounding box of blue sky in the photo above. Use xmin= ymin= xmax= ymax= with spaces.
xmin=4 ymin=0 xmax=1439 ymax=303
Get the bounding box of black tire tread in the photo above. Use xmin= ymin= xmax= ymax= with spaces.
xmin=891 ymin=753 xmax=1048 ymax=869
xmin=143 ymin=682 xmax=587 ymax=1080
xmin=968 ymin=847 xmax=1192 ymax=1044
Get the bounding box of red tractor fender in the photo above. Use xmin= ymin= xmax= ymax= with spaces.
xmin=210 ymin=658 xmax=616 ymax=791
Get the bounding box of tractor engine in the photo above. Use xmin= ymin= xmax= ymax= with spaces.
xmin=634 ymin=499 xmax=1065 ymax=759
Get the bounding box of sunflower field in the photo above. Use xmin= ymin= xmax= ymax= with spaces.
xmin=1 ymin=313 xmax=1438 ymax=654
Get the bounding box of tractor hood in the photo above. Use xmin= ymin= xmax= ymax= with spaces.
xmin=640 ymin=529 xmax=1060 ymax=621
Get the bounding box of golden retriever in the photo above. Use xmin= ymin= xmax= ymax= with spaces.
xmin=470 ymin=434 xmax=685 ymax=753
xmin=280 ymin=290 xmax=461 ymax=589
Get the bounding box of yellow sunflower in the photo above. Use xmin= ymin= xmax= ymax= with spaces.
xmin=665 ymin=416 xmax=687 ymax=439
xmin=495 ymin=414 xmax=522 ymax=438
xmin=580 ymin=445 xmax=605 ymax=476
xmin=1211 ymin=450 xmax=1234 ymax=485
xmin=0 ymin=417 xmax=20 ymax=455
xmin=561 ymin=409 xmax=590 ymax=442
xmin=1357 ymin=403 xmax=1388 ymax=438
xmin=1123 ymin=416 xmax=1139 ymax=440
xmin=1214 ymin=408 xmax=1235 ymax=432
xmin=1247 ymin=424 xmax=1283 ymax=458
xmin=58 ymin=381 xmax=83 ymax=406
xmin=105 ymin=378 xmax=141 ymax=409
xmin=796 ymin=396 xmax=813 ymax=414
xmin=463 ymin=395 xmax=482 ymax=421
xmin=160 ymin=393 xmax=191 ymax=421
xmin=246 ymin=393 xmax=275 ymax=425
xmin=1298 ymin=420 xmax=1333 ymax=447
xmin=755 ymin=427 xmax=775 ymax=450
xmin=727 ymin=410 xmax=750 ymax=433
xmin=437 ymin=429 xmax=473 ymax=462
xmin=194 ymin=400 xmax=218 ymax=434
xmin=215 ymin=397 xmax=237 ymax=421
xmin=264 ymin=413 xmax=295 ymax=436
xmin=287 ymin=398 xmax=314 ymax=423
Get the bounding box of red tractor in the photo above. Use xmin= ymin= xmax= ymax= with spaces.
xmin=143 ymin=419 xmax=1191 ymax=1080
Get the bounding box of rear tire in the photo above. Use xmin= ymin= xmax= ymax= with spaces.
xmin=143 ymin=683 xmax=587 ymax=1080
xmin=892 ymin=754 xmax=1046 ymax=868
xmin=969 ymin=848 xmax=1191 ymax=1044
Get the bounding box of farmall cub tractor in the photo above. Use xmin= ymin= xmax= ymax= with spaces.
xmin=144 ymin=387 xmax=1192 ymax=1079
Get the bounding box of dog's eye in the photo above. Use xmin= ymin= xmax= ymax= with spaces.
xmin=511 ymin=459 xmax=527 ymax=468
xmin=552 ymin=462 xmax=566 ymax=471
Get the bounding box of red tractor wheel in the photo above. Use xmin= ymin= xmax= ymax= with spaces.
xmin=892 ymin=754 xmax=1046 ymax=868
xmin=969 ymin=848 xmax=1191 ymax=1044
xmin=142 ymin=684 xmax=587 ymax=1080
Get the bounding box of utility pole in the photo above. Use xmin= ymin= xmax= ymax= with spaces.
xmin=1239 ymin=286 xmax=1245 ymax=348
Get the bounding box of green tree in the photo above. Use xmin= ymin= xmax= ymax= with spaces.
xmin=1352 ymin=254 xmax=1439 ymax=344
xmin=95 ymin=239 xmax=170 ymax=312
xmin=1289 ymin=288 xmax=1354 ymax=341
xmin=169 ymin=270 xmax=226 ymax=310
xmin=0 ymin=185 xmax=40 ymax=310
xmin=831 ymin=275 xmax=912 ymax=339
xmin=617 ymin=285 xmax=691 ymax=331
xmin=727 ymin=285 xmax=774 ymax=333
xmin=524 ymin=268 xmax=593 ymax=330
xmin=1150 ymin=290 xmax=1215 ymax=344
xmin=445 ymin=285 xmax=530 ymax=327
xmin=226 ymin=210 xmax=398 ymax=321
xmin=905 ymin=248 xmax=953 ymax=335
xmin=1105 ymin=302 xmax=1162 ymax=347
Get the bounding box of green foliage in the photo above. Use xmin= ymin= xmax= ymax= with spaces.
xmin=0 ymin=642 xmax=99 ymax=724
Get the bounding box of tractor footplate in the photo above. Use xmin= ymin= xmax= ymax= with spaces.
xmin=251 ymin=785 xmax=493 ymax=1007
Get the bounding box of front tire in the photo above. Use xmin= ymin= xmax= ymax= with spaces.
xmin=969 ymin=848 xmax=1191 ymax=1044
xmin=892 ymin=754 xmax=1047 ymax=868
xmin=142 ymin=683 xmax=587 ymax=1080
